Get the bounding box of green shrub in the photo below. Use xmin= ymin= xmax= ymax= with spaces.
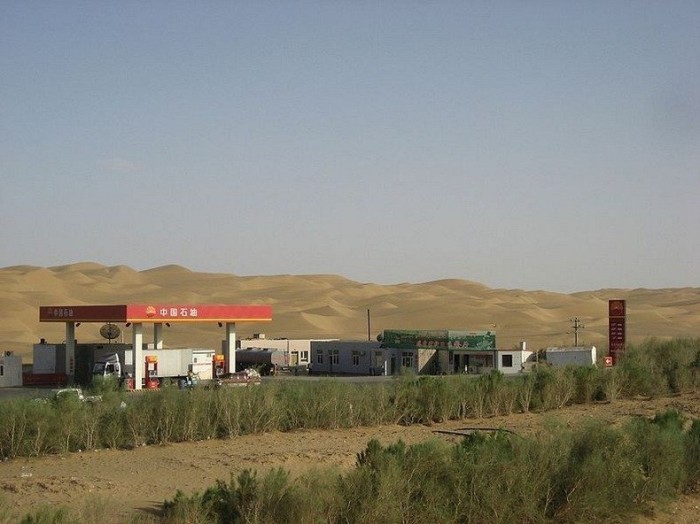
xmin=627 ymin=410 xmax=689 ymax=501
xmin=19 ymin=505 xmax=77 ymax=524
xmin=550 ymin=422 xmax=643 ymax=521
xmin=198 ymin=468 xmax=302 ymax=524
xmin=601 ymin=366 xmax=624 ymax=401
xmin=158 ymin=411 xmax=700 ymax=524
xmin=0 ymin=494 xmax=18 ymax=524
xmin=0 ymin=399 xmax=31 ymax=459
xmin=614 ymin=338 xmax=700 ymax=397
xmin=572 ymin=365 xmax=602 ymax=403
xmin=514 ymin=371 xmax=536 ymax=412
xmin=685 ymin=419 xmax=700 ymax=488
xmin=415 ymin=376 xmax=452 ymax=423
xmin=618 ymin=350 xmax=663 ymax=397
xmin=161 ymin=491 xmax=211 ymax=524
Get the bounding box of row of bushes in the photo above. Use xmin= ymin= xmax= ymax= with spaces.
xmin=1 ymin=338 xmax=699 ymax=459
xmin=159 ymin=409 xmax=700 ymax=523
xmin=9 ymin=409 xmax=698 ymax=523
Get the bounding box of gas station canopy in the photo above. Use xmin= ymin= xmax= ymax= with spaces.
xmin=39 ymin=304 xmax=272 ymax=323
xmin=39 ymin=304 xmax=272 ymax=389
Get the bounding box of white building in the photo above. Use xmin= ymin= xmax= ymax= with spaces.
xmin=0 ymin=352 xmax=23 ymax=387
xmin=545 ymin=346 xmax=597 ymax=367
xmin=310 ymin=340 xmax=533 ymax=376
xmin=237 ymin=334 xmax=338 ymax=369
xmin=311 ymin=341 xmax=384 ymax=375
xmin=494 ymin=347 xmax=535 ymax=375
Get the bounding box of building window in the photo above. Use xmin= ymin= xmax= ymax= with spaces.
xmin=300 ymin=351 xmax=309 ymax=363
xmin=330 ymin=350 xmax=339 ymax=365
xmin=501 ymin=354 xmax=513 ymax=368
xmin=352 ymin=351 xmax=360 ymax=366
xmin=317 ymin=352 xmax=324 ymax=364
xmin=0 ymin=364 xmax=3 ymax=376
xmin=401 ymin=352 xmax=414 ymax=369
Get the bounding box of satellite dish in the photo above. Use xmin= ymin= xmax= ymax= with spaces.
xmin=100 ymin=323 xmax=121 ymax=340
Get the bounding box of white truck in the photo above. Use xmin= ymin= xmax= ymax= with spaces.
xmin=92 ymin=347 xmax=217 ymax=389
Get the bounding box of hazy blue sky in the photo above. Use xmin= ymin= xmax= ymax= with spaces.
xmin=1 ymin=1 xmax=698 ymax=292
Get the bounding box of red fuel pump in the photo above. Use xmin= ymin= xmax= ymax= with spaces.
xmin=145 ymin=355 xmax=159 ymax=389
xmin=213 ymin=353 xmax=226 ymax=377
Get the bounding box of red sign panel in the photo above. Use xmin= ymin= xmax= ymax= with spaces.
xmin=125 ymin=304 xmax=272 ymax=322
xmin=40 ymin=305 xmax=128 ymax=322
xmin=609 ymin=317 xmax=626 ymax=350
xmin=609 ymin=299 xmax=626 ymax=365
xmin=609 ymin=299 xmax=626 ymax=318
xmin=40 ymin=304 xmax=272 ymax=323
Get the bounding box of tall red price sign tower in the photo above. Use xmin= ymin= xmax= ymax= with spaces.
xmin=608 ymin=299 xmax=626 ymax=365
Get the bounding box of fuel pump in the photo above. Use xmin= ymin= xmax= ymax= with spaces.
xmin=213 ymin=354 xmax=226 ymax=378
xmin=145 ymin=355 xmax=159 ymax=389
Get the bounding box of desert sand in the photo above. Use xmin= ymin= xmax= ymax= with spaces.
xmin=1 ymin=262 xmax=699 ymax=362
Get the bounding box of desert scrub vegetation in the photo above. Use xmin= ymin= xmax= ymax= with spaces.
xmin=150 ymin=411 xmax=700 ymax=523
xmin=9 ymin=408 xmax=700 ymax=524
xmin=1 ymin=338 xmax=699 ymax=461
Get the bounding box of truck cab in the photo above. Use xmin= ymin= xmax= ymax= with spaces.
xmin=92 ymin=352 xmax=125 ymax=385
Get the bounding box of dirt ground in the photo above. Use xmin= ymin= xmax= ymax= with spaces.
xmin=2 ymin=392 xmax=700 ymax=523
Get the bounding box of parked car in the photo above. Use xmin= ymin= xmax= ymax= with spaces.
xmin=34 ymin=388 xmax=102 ymax=404
xmin=216 ymin=368 xmax=262 ymax=387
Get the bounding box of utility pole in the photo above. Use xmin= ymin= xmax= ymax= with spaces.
xmin=367 ymin=309 xmax=371 ymax=341
xmin=569 ymin=317 xmax=585 ymax=346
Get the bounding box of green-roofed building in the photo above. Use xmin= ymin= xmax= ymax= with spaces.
xmin=380 ymin=329 xmax=496 ymax=351
xmin=378 ymin=329 xmax=513 ymax=375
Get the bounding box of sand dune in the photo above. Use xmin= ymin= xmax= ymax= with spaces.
xmin=1 ymin=262 xmax=698 ymax=361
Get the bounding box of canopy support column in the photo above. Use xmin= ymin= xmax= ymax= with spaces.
xmin=224 ymin=322 xmax=236 ymax=374
xmin=154 ymin=322 xmax=164 ymax=349
xmin=65 ymin=322 xmax=75 ymax=384
xmin=133 ymin=322 xmax=143 ymax=390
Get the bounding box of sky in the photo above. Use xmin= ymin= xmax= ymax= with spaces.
xmin=1 ymin=1 xmax=699 ymax=293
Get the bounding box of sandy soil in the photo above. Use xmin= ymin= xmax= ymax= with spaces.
xmin=2 ymin=392 xmax=700 ymax=522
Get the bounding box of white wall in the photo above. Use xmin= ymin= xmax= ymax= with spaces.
xmin=495 ymin=350 xmax=533 ymax=374
xmin=239 ymin=338 xmax=338 ymax=366
xmin=546 ymin=346 xmax=597 ymax=367
xmin=33 ymin=343 xmax=65 ymax=374
xmin=311 ymin=341 xmax=382 ymax=374
xmin=0 ymin=354 xmax=23 ymax=387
